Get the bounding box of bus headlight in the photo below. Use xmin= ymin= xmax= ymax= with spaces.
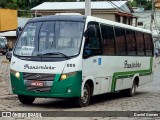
xmin=15 ymin=72 xmax=20 ymax=78
xmin=60 ymin=72 xmax=77 ymax=81
xmin=61 ymin=74 xmax=67 ymax=80
xmin=10 ymin=69 xmax=20 ymax=79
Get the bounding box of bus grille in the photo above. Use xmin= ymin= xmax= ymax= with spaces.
xmin=23 ymin=73 xmax=55 ymax=81
xmin=23 ymin=73 xmax=55 ymax=92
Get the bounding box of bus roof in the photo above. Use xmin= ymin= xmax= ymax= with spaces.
xmin=87 ymin=16 xmax=151 ymax=34
xmin=28 ymin=15 xmax=151 ymax=34
xmin=28 ymin=15 xmax=86 ymax=23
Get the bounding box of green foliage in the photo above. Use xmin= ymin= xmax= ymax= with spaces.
xmin=131 ymin=0 xmax=152 ymax=10
xmin=131 ymin=0 xmax=138 ymax=7
xmin=48 ymin=0 xmax=75 ymax=1
xmin=145 ymin=1 xmax=152 ymax=10
xmin=18 ymin=10 xmax=31 ymax=17
xmin=5 ymin=3 xmax=17 ymax=9
xmin=0 ymin=0 xmax=18 ymax=9
xmin=1 ymin=0 xmax=152 ymax=11
xmin=136 ymin=0 xmax=146 ymax=6
xmin=0 ymin=0 xmax=6 ymax=8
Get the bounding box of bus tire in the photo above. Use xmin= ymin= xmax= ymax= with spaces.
xmin=77 ymin=83 xmax=90 ymax=107
xmin=125 ymin=80 xmax=136 ymax=97
xmin=18 ymin=95 xmax=35 ymax=105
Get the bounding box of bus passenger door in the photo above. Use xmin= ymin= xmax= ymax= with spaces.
xmin=82 ymin=22 xmax=103 ymax=95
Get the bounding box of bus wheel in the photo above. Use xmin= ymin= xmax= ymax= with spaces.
xmin=126 ymin=80 xmax=136 ymax=97
xmin=77 ymin=83 xmax=90 ymax=107
xmin=18 ymin=95 xmax=35 ymax=105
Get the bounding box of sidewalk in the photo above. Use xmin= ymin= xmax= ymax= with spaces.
xmin=0 ymin=55 xmax=11 ymax=96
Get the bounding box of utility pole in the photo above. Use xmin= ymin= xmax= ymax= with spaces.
xmin=85 ymin=0 xmax=91 ymax=16
xmin=150 ymin=0 xmax=155 ymax=31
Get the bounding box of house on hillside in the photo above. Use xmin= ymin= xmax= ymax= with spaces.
xmin=30 ymin=1 xmax=137 ymax=26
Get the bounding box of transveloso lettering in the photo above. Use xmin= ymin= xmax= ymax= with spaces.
xmin=24 ymin=64 xmax=56 ymax=70
xmin=124 ymin=60 xmax=141 ymax=68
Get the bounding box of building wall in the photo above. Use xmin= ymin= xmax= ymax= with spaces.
xmin=36 ymin=10 xmax=134 ymax=25
xmin=133 ymin=11 xmax=160 ymax=49
xmin=92 ymin=13 xmax=115 ymax=21
xmin=133 ymin=11 xmax=158 ymax=29
xmin=0 ymin=9 xmax=18 ymax=32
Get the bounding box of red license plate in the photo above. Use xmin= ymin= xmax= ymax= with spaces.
xmin=31 ymin=81 xmax=44 ymax=87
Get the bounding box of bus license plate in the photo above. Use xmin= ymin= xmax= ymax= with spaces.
xmin=31 ymin=81 xmax=44 ymax=87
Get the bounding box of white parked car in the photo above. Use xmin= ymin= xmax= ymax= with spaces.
xmin=0 ymin=37 xmax=8 ymax=55
xmin=0 ymin=37 xmax=7 ymax=44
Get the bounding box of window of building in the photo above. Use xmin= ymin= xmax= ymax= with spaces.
xmin=115 ymin=15 xmax=120 ymax=23
xmin=138 ymin=22 xmax=143 ymax=26
xmin=123 ymin=17 xmax=127 ymax=24
xmin=128 ymin=18 xmax=132 ymax=25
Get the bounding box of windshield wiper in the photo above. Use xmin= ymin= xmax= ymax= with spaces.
xmin=37 ymin=52 xmax=70 ymax=59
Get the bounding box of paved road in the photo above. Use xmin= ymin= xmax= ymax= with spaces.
xmin=0 ymin=54 xmax=160 ymax=120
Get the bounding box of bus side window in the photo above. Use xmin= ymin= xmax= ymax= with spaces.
xmin=126 ymin=29 xmax=136 ymax=56
xmin=144 ymin=33 xmax=153 ymax=56
xmin=114 ymin=27 xmax=126 ymax=56
xmin=136 ymin=32 xmax=145 ymax=56
xmin=85 ymin=25 xmax=99 ymax=49
xmin=100 ymin=24 xmax=115 ymax=55
xmin=83 ymin=22 xmax=102 ymax=58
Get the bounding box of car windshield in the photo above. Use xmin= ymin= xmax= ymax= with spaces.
xmin=14 ymin=21 xmax=84 ymax=57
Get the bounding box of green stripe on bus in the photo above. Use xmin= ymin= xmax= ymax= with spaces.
xmin=111 ymin=57 xmax=153 ymax=92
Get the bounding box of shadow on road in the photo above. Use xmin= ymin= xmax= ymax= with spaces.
xmin=0 ymin=54 xmax=5 ymax=56
xmin=30 ymin=91 xmax=147 ymax=109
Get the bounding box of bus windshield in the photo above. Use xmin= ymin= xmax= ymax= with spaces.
xmin=14 ymin=21 xmax=84 ymax=57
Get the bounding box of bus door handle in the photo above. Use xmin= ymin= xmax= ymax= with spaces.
xmin=105 ymin=77 xmax=108 ymax=80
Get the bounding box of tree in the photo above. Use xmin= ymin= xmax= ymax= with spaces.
xmin=0 ymin=0 xmax=18 ymax=9
xmin=0 ymin=0 xmax=6 ymax=8
xmin=5 ymin=3 xmax=17 ymax=9
xmin=131 ymin=0 xmax=151 ymax=10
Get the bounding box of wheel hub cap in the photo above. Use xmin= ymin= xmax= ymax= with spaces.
xmin=81 ymin=87 xmax=89 ymax=103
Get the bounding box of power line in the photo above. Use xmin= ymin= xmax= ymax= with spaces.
xmin=108 ymin=1 xmax=122 ymax=13
xmin=109 ymin=1 xmax=131 ymax=14
xmin=117 ymin=1 xmax=131 ymax=13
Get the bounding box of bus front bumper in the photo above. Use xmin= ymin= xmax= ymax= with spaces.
xmin=10 ymin=71 xmax=82 ymax=98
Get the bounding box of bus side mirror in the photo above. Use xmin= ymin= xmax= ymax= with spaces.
xmin=16 ymin=27 xmax=23 ymax=38
xmin=83 ymin=25 xmax=96 ymax=38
